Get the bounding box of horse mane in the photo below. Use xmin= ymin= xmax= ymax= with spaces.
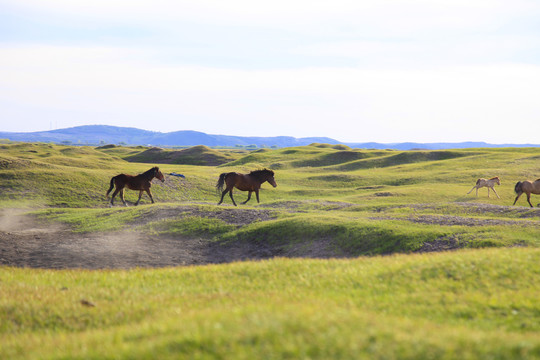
xmin=141 ymin=167 xmax=159 ymax=177
xmin=489 ymin=176 xmax=500 ymax=180
xmin=249 ymin=169 xmax=274 ymax=180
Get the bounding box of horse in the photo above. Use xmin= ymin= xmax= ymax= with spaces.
xmin=216 ymin=169 xmax=277 ymax=206
xmin=513 ymin=179 xmax=540 ymax=207
xmin=106 ymin=166 xmax=165 ymax=206
xmin=467 ymin=176 xmax=501 ymax=198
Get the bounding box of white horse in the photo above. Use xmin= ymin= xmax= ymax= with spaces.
xmin=467 ymin=176 xmax=501 ymax=198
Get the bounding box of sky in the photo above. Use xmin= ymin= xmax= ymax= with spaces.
xmin=1 ymin=0 xmax=540 ymax=143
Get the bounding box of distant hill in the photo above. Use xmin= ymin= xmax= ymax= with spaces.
xmin=0 ymin=125 xmax=338 ymax=148
xmin=346 ymin=141 xmax=540 ymax=150
xmin=0 ymin=125 xmax=538 ymax=149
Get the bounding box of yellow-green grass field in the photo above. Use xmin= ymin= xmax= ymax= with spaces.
xmin=2 ymin=250 xmax=539 ymax=359
xmin=1 ymin=142 xmax=539 ymax=358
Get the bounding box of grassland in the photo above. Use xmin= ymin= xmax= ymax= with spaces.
xmin=2 ymin=249 xmax=540 ymax=359
xmin=1 ymin=142 xmax=539 ymax=358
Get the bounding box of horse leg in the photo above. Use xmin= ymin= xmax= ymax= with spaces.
xmin=229 ymin=189 xmax=237 ymax=206
xmin=491 ymin=186 xmax=500 ymax=199
xmin=120 ymin=189 xmax=128 ymax=206
xmin=241 ymin=191 xmax=252 ymax=205
xmin=146 ymin=189 xmax=155 ymax=204
xmin=467 ymin=186 xmax=477 ymax=195
xmin=513 ymin=192 xmax=522 ymax=205
xmin=110 ymin=188 xmax=120 ymax=207
xmin=526 ymin=193 xmax=533 ymax=207
xmin=487 ymin=187 xmax=490 ymax=198
xmin=134 ymin=190 xmax=143 ymax=206
xmin=255 ymin=189 xmax=260 ymax=203
xmin=218 ymin=189 xmax=229 ymax=205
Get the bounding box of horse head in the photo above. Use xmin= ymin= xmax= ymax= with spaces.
xmin=264 ymin=169 xmax=277 ymax=188
xmin=154 ymin=167 xmax=165 ymax=182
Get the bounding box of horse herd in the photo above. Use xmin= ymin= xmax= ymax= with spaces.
xmin=106 ymin=167 xmax=540 ymax=208
xmin=467 ymin=176 xmax=540 ymax=207
xmin=106 ymin=167 xmax=276 ymax=207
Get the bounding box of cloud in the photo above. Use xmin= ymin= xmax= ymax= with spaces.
xmin=2 ymin=1 xmax=540 ymax=142
xmin=4 ymin=0 xmax=540 ymax=72
xmin=5 ymin=0 xmax=540 ymax=34
xmin=1 ymin=45 xmax=540 ymax=142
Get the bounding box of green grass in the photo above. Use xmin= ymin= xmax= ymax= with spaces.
xmin=217 ymin=215 xmax=448 ymax=254
xmin=1 ymin=142 xmax=540 ymax=358
xmin=1 ymin=248 xmax=539 ymax=359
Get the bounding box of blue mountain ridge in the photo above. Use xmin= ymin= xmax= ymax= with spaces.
xmin=0 ymin=125 xmax=538 ymax=150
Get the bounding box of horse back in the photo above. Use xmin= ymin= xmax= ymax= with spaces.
xmin=531 ymin=179 xmax=540 ymax=193
xmin=228 ymin=172 xmax=259 ymax=191
xmin=115 ymin=174 xmax=149 ymax=190
xmin=114 ymin=174 xmax=132 ymax=182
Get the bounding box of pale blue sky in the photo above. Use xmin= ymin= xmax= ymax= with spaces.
xmin=1 ymin=0 xmax=540 ymax=143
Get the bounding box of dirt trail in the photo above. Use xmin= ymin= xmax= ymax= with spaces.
xmin=0 ymin=209 xmax=278 ymax=269
xmin=1 ymin=202 xmax=538 ymax=269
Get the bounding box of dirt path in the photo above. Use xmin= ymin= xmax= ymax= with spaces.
xmin=0 ymin=209 xmax=279 ymax=269
xmin=1 ymin=202 xmax=538 ymax=269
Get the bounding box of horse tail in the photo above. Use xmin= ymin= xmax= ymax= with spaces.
xmin=106 ymin=176 xmax=117 ymax=197
xmin=514 ymin=181 xmax=523 ymax=195
xmin=475 ymin=178 xmax=481 ymax=185
xmin=216 ymin=173 xmax=228 ymax=193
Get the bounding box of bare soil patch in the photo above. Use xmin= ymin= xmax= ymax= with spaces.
xmin=1 ymin=202 xmax=537 ymax=269
xmin=409 ymin=202 xmax=540 ymax=218
xmin=371 ymin=214 xmax=540 ymax=227
xmin=0 ymin=208 xmax=281 ymax=269
xmin=132 ymin=205 xmax=277 ymax=227
xmin=0 ymin=214 xmax=337 ymax=269
xmin=415 ymin=235 xmax=463 ymax=253
xmin=371 ymin=202 xmax=540 ymax=227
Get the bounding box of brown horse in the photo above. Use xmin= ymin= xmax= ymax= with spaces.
xmin=106 ymin=166 xmax=165 ymax=206
xmin=513 ymin=179 xmax=540 ymax=207
xmin=216 ymin=169 xmax=277 ymax=206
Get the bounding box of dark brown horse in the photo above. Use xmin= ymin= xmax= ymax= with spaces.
xmin=106 ymin=167 xmax=165 ymax=206
xmin=513 ymin=179 xmax=540 ymax=207
xmin=216 ymin=169 xmax=277 ymax=206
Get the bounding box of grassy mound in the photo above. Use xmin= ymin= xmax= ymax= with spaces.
xmin=332 ymin=150 xmax=474 ymax=171
xmin=1 ymin=143 xmax=119 ymax=169
xmin=225 ymin=145 xmax=385 ymax=169
xmin=125 ymin=145 xmax=236 ymax=165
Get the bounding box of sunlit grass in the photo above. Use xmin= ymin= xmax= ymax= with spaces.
xmin=1 ymin=248 xmax=539 ymax=359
